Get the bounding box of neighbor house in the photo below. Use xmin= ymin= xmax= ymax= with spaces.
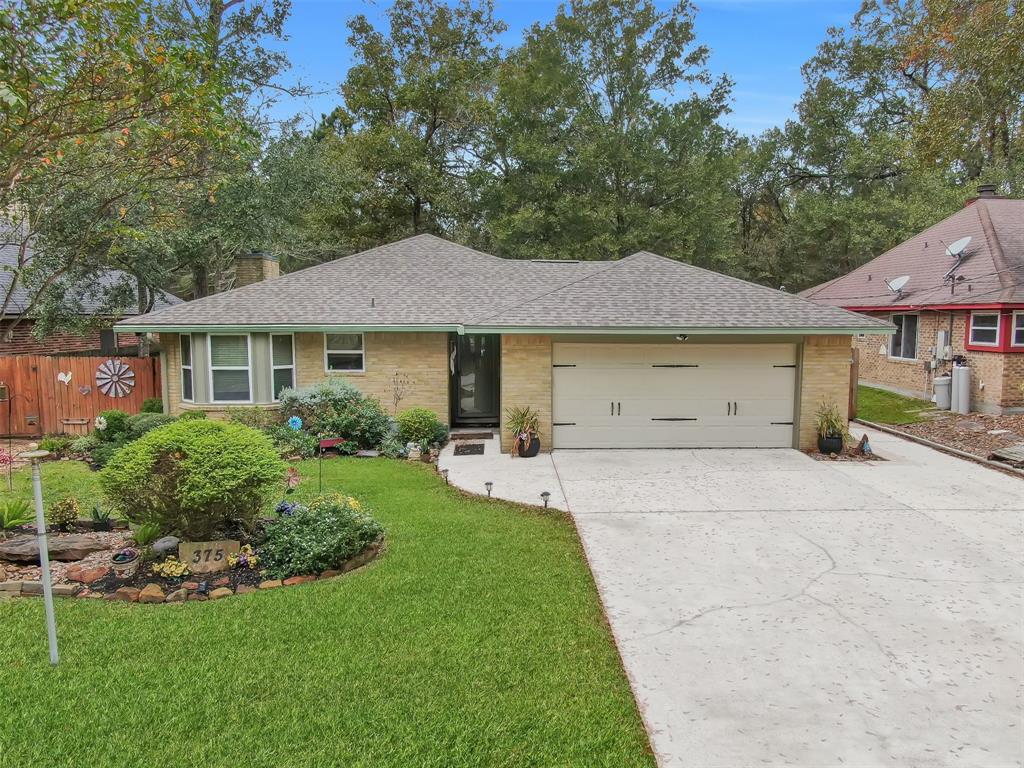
xmin=1 ymin=236 xmax=181 ymax=356
xmin=117 ymin=235 xmax=889 ymax=451
xmin=802 ymin=186 xmax=1024 ymax=414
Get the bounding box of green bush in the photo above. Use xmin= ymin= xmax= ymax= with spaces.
xmin=177 ymin=410 xmax=207 ymax=420
xmin=277 ymin=379 xmax=390 ymax=450
xmin=39 ymin=435 xmax=73 ymax=456
xmin=47 ymin=496 xmax=80 ymax=531
xmin=266 ymin=424 xmax=320 ymax=458
xmin=259 ymin=493 xmax=383 ymax=579
xmin=100 ymin=419 xmax=285 ymax=540
xmin=395 ymin=408 xmax=447 ymax=446
xmin=96 ymin=409 xmax=130 ymax=442
xmin=69 ymin=434 xmax=100 ymax=455
xmin=125 ymin=412 xmax=176 ymax=440
xmin=90 ymin=440 xmax=126 ymax=469
xmin=229 ymin=407 xmax=281 ymax=431
xmin=141 ymin=397 xmax=164 ymax=414
xmin=1 ymin=499 xmax=34 ymax=530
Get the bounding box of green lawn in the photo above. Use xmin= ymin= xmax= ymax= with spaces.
xmin=856 ymin=384 xmax=933 ymax=425
xmin=0 ymin=459 xmax=653 ymax=768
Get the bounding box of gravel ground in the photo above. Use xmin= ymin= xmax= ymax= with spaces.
xmin=0 ymin=530 xmax=129 ymax=584
xmin=889 ymin=412 xmax=1024 ymax=459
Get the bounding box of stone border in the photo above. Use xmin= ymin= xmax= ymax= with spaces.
xmin=2 ymin=537 xmax=384 ymax=604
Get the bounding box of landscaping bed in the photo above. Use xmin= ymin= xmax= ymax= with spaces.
xmin=883 ymin=411 xmax=1024 ymax=460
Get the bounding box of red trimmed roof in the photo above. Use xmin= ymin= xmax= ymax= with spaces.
xmin=801 ymin=198 xmax=1024 ymax=309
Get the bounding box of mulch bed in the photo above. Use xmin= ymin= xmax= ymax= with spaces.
xmin=886 ymin=412 xmax=1024 ymax=460
xmin=806 ymin=449 xmax=885 ymax=463
xmin=89 ymin=564 xmax=265 ymax=596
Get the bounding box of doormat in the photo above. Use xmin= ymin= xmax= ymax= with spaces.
xmin=451 ymin=432 xmax=493 ymax=441
xmin=454 ymin=443 xmax=485 ymax=456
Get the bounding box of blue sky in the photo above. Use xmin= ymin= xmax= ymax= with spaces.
xmin=269 ymin=0 xmax=860 ymax=135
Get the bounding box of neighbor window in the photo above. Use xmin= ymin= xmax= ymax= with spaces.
xmin=209 ymin=334 xmax=251 ymax=402
xmin=325 ymin=333 xmax=365 ymax=372
xmin=889 ymin=314 xmax=918 ymax=359
xmin=969 ymin=313 xmax=1000 ymax=346
xmin=1012 ymin=313 xmax=1024 ymax=347
xmin=271 ymin=334 xmax=295 ymax=400
xmin=180 ymin=335 xmax=194 ymax=402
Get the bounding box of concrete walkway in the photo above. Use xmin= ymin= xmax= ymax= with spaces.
xmin=440 ymin=430 xmax=1024 ymax=767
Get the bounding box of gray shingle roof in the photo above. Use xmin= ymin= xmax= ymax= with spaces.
xmin=801 ymin=198 xmax=1024 ymax=308
xmin=118 ymin=234 xmax=887 ymax=333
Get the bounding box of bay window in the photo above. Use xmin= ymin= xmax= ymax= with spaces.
xmin=180 ymin=335 xmax=194 ymax=402
xmin=271 ymin=334 xmax=295 ymax=400
xmin=209 ymin=334 xmax=251 ymax=402
xmin=969 ymin=313 xmax=1000 ymax=346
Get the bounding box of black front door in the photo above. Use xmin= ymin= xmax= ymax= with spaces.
xmin=450 ymin=334 xmax=500 ymax=425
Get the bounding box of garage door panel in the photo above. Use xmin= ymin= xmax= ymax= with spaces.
xmin=552 ymin=343 xmax=797 ymax=449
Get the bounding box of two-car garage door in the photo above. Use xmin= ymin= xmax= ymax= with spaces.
xmin=551 ymin=343 xmax=798 ymax=448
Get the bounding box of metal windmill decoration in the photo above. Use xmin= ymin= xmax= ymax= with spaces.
xmin=95 ymin=359 xmax=136 ymax=398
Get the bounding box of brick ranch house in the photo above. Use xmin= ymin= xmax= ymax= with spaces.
xmin=802 ymin=187 xmax=1024 ymax=414
xmin=1 ymin=237 xmax=180 ymax=355
xmin=117 ymin=235 xmax=889 ymax=452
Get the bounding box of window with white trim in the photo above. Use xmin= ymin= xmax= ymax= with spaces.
xmin=1012 ymin=313 xmax=1024 ymax=347
xmin=325 ymin=333 xmax=365 ymax=372
xmin=271 ymin=334 xmax=295 ymax=400
xmin=209 ymin=334 xmax=251 ymax=402
xmin=969 ymin=312 xmax=1000 ymax=346
xmin=889 ymin=314 xmax=918 ymax=359
xmin=180 ymin=335 xmax=194 ymax=402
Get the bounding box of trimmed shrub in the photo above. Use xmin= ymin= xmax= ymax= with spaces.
xmin=100 ymin=419 xmax=285 ymax=540
xmin=39 ymin=435 xmax=73 ymax=456
xmin=278 ymin=379 xmax=390 ymax=450
xmin=177 ymin=410 xmax=207 ymax=420
xmin=69 ymin=434 xmax=100 ymax=455
xmin=90 ymin=440 xmax=126 ymax=469
xmin=47 ymin=496 xmax=80 ymax=531
xmin=395 ymin=407 xmax=447 ymax=446
xmin=140 ymin=397 xmax=164 ymax=414
xmin=229 ymin=406 xmax=282 ymax=431
xmin=259 ymin=493 xmax=383 ymax=579
xmin=266 ymin=424 xmax=320 ymax=458
xmin=125 ymin=412 xmax=176 ymax=441
xmin=96 ymin=409 xmax=130 ymax=442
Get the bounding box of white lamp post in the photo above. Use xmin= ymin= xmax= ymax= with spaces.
xmin=19 ymin=449 xmax=58 ymax=666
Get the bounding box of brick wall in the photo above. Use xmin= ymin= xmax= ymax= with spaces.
xmin=295 ymin=331 xmax=450 ymax=420
xmin=1 ymin=319 xmax=138 ymax=356
xmin=853 ymin=310 xmax=1022 ymax=411
xmin=798 ymin=335 xmax=853 ymax=450
xmin=499 ymin=335 xmax=552 ymax=453
xmin=234 ymin=255 xmax=280 ymax=287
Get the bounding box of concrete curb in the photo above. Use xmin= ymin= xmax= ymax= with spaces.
xmin=854 ymin=418 xmax=1024 ymax=480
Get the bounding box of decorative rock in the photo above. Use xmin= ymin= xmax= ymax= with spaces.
xmin=0 ymin=580 xmax=22 ymax=594
xmin=138 ymin=583 xmax=165 ymax=604
xmin=0 ymin=534 xmax=109 ymax=563
xmin=211 ymin=576 xmax=230 ymax=587
xmin=319 ymin=569 xmax=341 ymax=579
xmin=78 ymin=590 xmax=103 ymax=599
xmin=259 ymin=579 xmax=282 ymax=589
xmin=187 ymin=592 xmax=208 ymax=601
xmin=152 ymin=536 xmax=181 ymax=557
xmin=165 ymin=588 xmax=189 ymax=603
xmin=235 ymin=584 xmax=256 ymax=595
xmin=112 ymin=586 xmax=141 ymax=602
xmin=208 ymin=587 xmax=233 ymax=600
xmin=21 ymin=581 xmax=44 ymax=595
xmin=65 ymin=564 xmax=110 ymax=585
xmin=283 ymin=575 xmax=316 ymax=586
xmin=0 ymin=565 xmax=7 ymax=581
xmin=53 ymin=583 xmax=81 ymax=597
xmin=182 ymin=581 xmax=200 ymax=591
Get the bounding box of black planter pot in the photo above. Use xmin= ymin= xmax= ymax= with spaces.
xmin=818 ymin=434 xmax=844 ymax=454
xmin=517 ymin=435 xmax=541 ymax=458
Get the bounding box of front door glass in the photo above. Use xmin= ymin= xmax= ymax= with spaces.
xmin=453 ymin=334 xmax=500 ymax=424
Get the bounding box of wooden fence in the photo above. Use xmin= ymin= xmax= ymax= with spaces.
xmin=0 ymin=354 xmax=161 ymax=437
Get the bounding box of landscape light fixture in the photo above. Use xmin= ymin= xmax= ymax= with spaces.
xmin=675 ymin=334 xmax=689 ymax=342
xmin=485 ymin=481 xmax=493 ymax=497
xmin=19 ymin=448 xmax=58 ymax=666
xmin=440 ymin=468 xmax=449 ymax=484
xmin=540 ymin=491 xmax=551 ymax=508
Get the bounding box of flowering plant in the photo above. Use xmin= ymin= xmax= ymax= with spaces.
xmin=275 ymin=500 xmax=305 ymax=517
xmin=0 ymin=449 xmax=11 ymax=468
xmin=152 ymin=556 xmax=189 ymax=578
xmin=228 ymin=544 xmax=259 ymax=569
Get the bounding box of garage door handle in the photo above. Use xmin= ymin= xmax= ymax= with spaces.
xmin=734 ymin=401 xmax=738 ymax=415
xmin=610 ymin=401 xmax=614 ymax=416
xmin=617 ymin=401 xmax=621 ymax=416
xmin=727 ymin=402 xmax=731 ymax=416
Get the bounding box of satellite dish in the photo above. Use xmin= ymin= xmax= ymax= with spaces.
xmin=946 ymin=236 xmax=971 ymax=258
xmin=885 ymin=275 xmax=910 ymax=294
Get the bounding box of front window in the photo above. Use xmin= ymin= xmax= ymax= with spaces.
xmin=325 ymin=333 xmax=365 ymax=372
xmin=271 ymin=334 xmax=295 ymax=400
xmin=209 ymin=334 xmax=251 ymax=402
xmin=889 ymin=314 xmax=918 ymax=359
xmin=1012 ymin=313 xmax=1024 ymax=347
xmin=180 ymin=335 xmax=193 ymax=402
xmin=969 ymin=313 xmax=1000 ymax=346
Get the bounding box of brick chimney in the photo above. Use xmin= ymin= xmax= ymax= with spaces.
xmin=235 ymin=251 xmax=279 ymax=287
xmin=966 ymin=183 xmax=1005 ymax=206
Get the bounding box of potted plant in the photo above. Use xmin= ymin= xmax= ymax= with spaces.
xmin=110 ymin=547 xmax=140 ymax=578
xmin=505 ymin=406 xmax=541 ymax=458
xmin=815 ymin=401 xmax=848 ymax=454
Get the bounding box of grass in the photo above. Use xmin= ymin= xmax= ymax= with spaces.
xmin=0 ymin=458 xmax=654 ymax=768
xmin=856 ymin=385 xmax=933 ymax=425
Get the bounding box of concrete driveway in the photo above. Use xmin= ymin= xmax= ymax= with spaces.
xmin=441 ymin=431 xmax=1024 ymax=766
